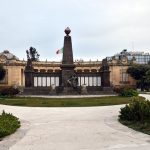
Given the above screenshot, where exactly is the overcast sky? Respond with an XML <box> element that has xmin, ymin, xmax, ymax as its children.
<box><xmin>0</xmin><ymin>0</ymin><xmax>150</xmax><ymax>61</ymax></box>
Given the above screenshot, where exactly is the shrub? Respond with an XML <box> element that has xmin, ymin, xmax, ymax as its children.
<box><xmin>0</xmin><ymin>87</ymin><xmax>20</xmax><ymax>96</ymax></box>
<box><xmin>119</xmin><ymin>87</ymin><xmax>138</xmax><ymax>97</ymax></box>
<box><xmin>119</xmin><ymin>97</ymin><xmax>150</xmax><ymax>122</ymax></box>
<box><xmin>0</xmin><ymin>110</ymin><xmax>20</xmax><ymax>138</ymax></box>
<box><xmin>113</xmin><ymin>87</ymin><xmax>121</xmax><ymax>94</ymax></box>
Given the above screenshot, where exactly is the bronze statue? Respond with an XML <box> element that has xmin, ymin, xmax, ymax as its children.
<box><xmin>67</xmin><ymin>73</ymin><xmax>78</xmax><ymax>88</ymax></box>
<box><xmin>26</xmin><ymin>47</ymin><xmax>40</xmax><ymax>61</ymax></box>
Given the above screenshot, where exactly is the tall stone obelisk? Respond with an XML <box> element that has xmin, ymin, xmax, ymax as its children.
<box><xmin>60</xmin><ymin>27</ymin><xmax>76</xmax><ymax>91</ymax></box>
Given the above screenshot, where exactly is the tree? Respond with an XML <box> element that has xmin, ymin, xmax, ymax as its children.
<box><xmin>127</xmin><ymin>65</ymin><xmax>150</xmax><ymax>91</ymax></box>
<box><xmin>145</xmin><ymin>70</ymin><xmax>150</xmax><ymax>91</ymax></box>
<box><xmin>0</xmin><ymin>64</ymin><xmax>6</xmax><ymax>81</ymax></box>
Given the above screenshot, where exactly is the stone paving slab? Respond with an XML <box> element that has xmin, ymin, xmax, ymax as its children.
<box><xmin>0</xmin><ymin>94</ymin><xmax>149</xmax><ymax>150</ymax></box>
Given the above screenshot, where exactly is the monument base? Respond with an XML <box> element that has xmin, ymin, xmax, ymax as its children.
<box><xmin>22</xmin><ymin>86</ymin><xmax>114</xmax><ymax>95</ymax></box>
<box><xmin>81</xmin><ymin>85</ymin><xmax>88</xmax><ymax>95</ymax></box>
<box><xmin>103</xmin><ymin>87</ymin><xmax>113</xmax><ymax>93</ymax></box>
<box><xmin>23</xmin><ymin>87</ymin><xmax>51</xmax><ymax>95</ymax></box>
<box><xmin>61</xmin><ymin>87</ymin><xmax>79</xmax><ymax>95</ymax></box>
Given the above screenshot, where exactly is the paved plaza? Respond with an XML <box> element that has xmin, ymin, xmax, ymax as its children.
<box><xmin>0</xmin><ymin>94</ymin><xmax>150</xmax><ymax>150</ymax></box>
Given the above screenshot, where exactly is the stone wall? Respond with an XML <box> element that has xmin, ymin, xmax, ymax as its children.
<box><xmin>0</xmin><ymin>60</ymin><xmax>136</xmax><ymax>88</ymax></box>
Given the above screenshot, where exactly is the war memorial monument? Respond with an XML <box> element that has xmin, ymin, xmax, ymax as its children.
<box><xmin>24</xmin><ymin>27</ymin><xmax>111</xmax><ymax>95</ymax></box>
<box><xmin>1</xmin><ymin>27</ymin><xmax>146</xmax><ymax>93</ymax></box>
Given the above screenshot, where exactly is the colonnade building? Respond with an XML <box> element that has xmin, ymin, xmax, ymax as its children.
<box><xmin>1</xmin><ymin>49</ymin><xmax>148</xmax><ymax>90</ymax></box>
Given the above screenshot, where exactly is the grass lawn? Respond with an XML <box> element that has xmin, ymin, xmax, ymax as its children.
<box><xmin>0</xmin><ymin>96</ymin><xmax>131</xmax><ymax>107</ymax></box>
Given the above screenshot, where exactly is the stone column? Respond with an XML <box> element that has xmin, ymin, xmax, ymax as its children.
<box><xmin>60</xmin><ymin>27</ymin><xmax>75</xmax><ymax>87</ymax></box>
<box><xmin>101</xmin><ymin>58</ymin><xmax>112</xmax><ymax>92</ymax></box>
<box><xmin>101</xmin><ymin>70</ymin><xmax>110</xmax><ymax>87</ymax></box>
<box><xmin>24</xmin><ymin>59</ymin><xmax>34</xmax><ymax>87</ymax></box>
<box><xmin>60</xmin><ymin>27</ymin><xmax>79</xmax><ymax>94</ymax></box>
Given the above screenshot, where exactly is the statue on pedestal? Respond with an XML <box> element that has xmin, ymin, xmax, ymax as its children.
<box><xmin>67</xmin><ymin>73</ymin><xmax>78</xmax><ymax>88</ymax></box>
<box><xmin>26</xmin><ymin>47</ymin><xmax>40</xmax><ymax>61</ymax></box>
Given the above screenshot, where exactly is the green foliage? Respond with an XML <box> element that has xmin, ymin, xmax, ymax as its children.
<box><xmin>0</xmin><ymin>87</ymin><xmax>20</xmax><ymax>96</ymax></box>
<box><xmin>145</xmin><ymin>70</ymin><xmax>150</xmax><ymax>91</ymax></box>
<box><xmin>127</xmin><ymin>64</ymin><xmax>150</xmax><ymax>80</ymax></box>
<box><xmin>127</xmin><ymin>64</ymin><xmax>150</xmax><ymax>91</ymax></box>
<box><xmin>113</xmin><ymin>87</ymin><xmax>122</xmax><ymax>94</ymax></box>
<box><xmin>0</xmin><ymin>65</ymin><xmax>6</xmax><ymax>81</ymax></box>
<box><xmin>0</xmin><ymin>110</ymin><xmax>20</xmax><ymax>138</ymax></box>
<box><xmin>119</xmin><ymin>97</ymin><xmax>150</xmax><ymax>122</ymax></box>
<box><xmin>119</xmin><ymin>87</ymin><xmax>139</xmax><ymax>97</ymax></box>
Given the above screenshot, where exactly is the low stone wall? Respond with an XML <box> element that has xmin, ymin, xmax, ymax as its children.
<box><xmin>23</xmin><ymin>86</ymin><xmax>113</xmax><ymax>95</ymax></box>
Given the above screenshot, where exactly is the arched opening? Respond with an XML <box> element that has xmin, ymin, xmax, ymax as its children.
<box><xmin>55</xmin><ymin>69</ymin><xmax>61</xmax><ymax>73</ymax></box>
<box><xmin>91</xmin><ymin>69</ymin><xmax>97</xmax><ymax>73</ymax></box>
<box><xmin>40</xmin><ymin>69</ymin><xmax>46</xmax><ymax>73</ymax></box>
<box><xmin>47</xmin><ymin>69</ymin><xmax>53</xmax><ymax>73</ymax></box>
<box><xmin>34</xmin><ymin>69</ymin><xmax>38</xmax><ymax>72</ymax></box>
<box><xmin>76</xmin><ymin>69</ymin><xmax>82</xmax><ymax>73</ymax></box>
<box><xmin>84</xmin><ymin>69</ymin><xmax>90</xmax><ymax>73</ymax></box>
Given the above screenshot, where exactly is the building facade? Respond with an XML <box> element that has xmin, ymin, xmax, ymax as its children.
<box><xmin>0</xmin><ymin>49</ymin><xmax>139</xmax><ymax>89</ymax></box>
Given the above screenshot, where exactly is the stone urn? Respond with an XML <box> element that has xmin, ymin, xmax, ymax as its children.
<box><xmin>81</xmin><ymin>84</ymin><xmax>88</xmax><ymax>95</ymax></box>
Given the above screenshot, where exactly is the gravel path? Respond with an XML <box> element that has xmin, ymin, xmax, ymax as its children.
<box><xmin>0</xmin><ymin>94</ymin><xmax>150</xmax><ymax>150</ymax></box>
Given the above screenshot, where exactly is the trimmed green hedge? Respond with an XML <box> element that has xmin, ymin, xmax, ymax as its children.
<box><xmin>119</xmin><ymin>97</ymin><xmax>150</xmax><ymax>122</ymax></box>
<box><xmin>119</xmin><ymin>87</ymin><xmax>139</xmax><ymax>97</ymax></box>
<box><xmin>0</xmin><ymin>111</ymin><xmax>20</xmax><ymax>138</ymax></box>
<box><xmin>0</xmin><ymin>86</ymin><xmax>20</xmax><ymax>96</ymax></box>
<box><xmin>119</xmin><ymin>96</ymin><xmax>150</xmax><ymax>134</ymax></box>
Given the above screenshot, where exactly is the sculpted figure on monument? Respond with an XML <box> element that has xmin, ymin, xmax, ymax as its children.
<box><xmin>26</xmin><ymin>47</ymin><xmax>40</xmax><ymax>61</ymax></box>
<box><xmin>102</xmin><ymin>58</ymin><xmax>109</xmax><ymax>71</ymax></box>
<box><xmin>26</xmin><ymin>50</ymin><xmax>30</xmax><ymax>60</ymax></box>
<box><xmin>67</xmin><ymin>73</ymin><xmax>78</xmax><ymax>88</ymax></box>
<box><xmin>103</xmin><ymin>64</ymin><xmax>109</xmax><ymax>71</ymax></box>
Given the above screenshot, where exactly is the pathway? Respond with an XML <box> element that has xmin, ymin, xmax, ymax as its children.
<box><xmin>0</xmin><ymin>94</ymin><xmax>150</xmax><ymax>150</ymax></box>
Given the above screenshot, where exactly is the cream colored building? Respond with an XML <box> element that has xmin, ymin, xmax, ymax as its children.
<box><xmin>0</xmin><ymin>50</ymin><xmax>136</xmax><ymax>88</ymax></box>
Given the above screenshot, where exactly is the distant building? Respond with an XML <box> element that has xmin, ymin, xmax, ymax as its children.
<box><xmin>111</xmin><ymin>49</ymin><xmax>150</xmax><ymax>64</ymax></box>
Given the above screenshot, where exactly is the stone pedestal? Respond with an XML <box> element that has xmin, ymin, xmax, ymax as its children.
<box><xmin>24</xmin><ymin>59</ymin><xmax>34</xmax><ymax>87</ymax></box>
<box><xmin>50</xmin><ymin>84</ymin><xmax>56</xmax><ymax>95</ymax></box>
<box><xmin>103</xmin><ymin>87</ymin><xmax>113</xmax><ymax>92</ymax></box>
<box><xmin>101</xmin><ymin>70</ymin><xmax>113</xmax><ymax>93</ymax></box>
<box><xmin>101</xmin><ymin>58</ymin><xmax>111</xmax><ymax>87</ymax></box>
<box><xmin>81</xmin><ymin>84</ymin><xmax>88</xmax><ymax>95</ymax></box>
<box><xmin>61</xmin><ymin>66</ymin><xmax>75</xmax><ymax>87</ymax></box>
<box><xmin>61</xmin><ymin>87</ymin><xmax>78</xmax><ymax>95</ymax></box>
<box><xmin>101</xmin><ymin>70</ymin><xmax>110</xmax><ymax>87</ymax></box>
